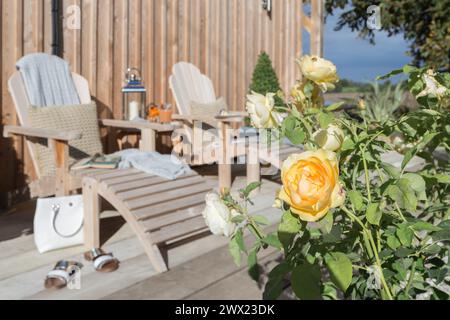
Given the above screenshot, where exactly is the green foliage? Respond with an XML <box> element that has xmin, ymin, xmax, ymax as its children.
<box><xmin>360</xmin><ymin>81</ymin><xmax>406</xmax><ymax>123</ymax></box>
<box><xmin>325</xmin><ymin>0</ymin><xmax>450</xmax><ymax>69</ymax></box>
<box><xmin>227</xmin><ymin>63</ymin><xmax>450</xmax><ymax>300</ymax></box>
<box><xmin>249</xmin><ymin>52</ymin><xmax>283</xmax><ymax>105</ymax></box>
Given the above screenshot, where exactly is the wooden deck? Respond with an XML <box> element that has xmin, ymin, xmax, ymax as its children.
<box><xmin>0</xmin><ymin>167</ymin><xmax>283</xmax><ymax>300</ymax></box>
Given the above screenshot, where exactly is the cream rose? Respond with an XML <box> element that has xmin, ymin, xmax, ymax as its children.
<box><xmin>279</xmin><ymin>149</ymin><xmax>345</xmax><ymax>222</ymax></box>
<box><xmin>313</xmin><ymin>124</ymin><xmax>345</xmax><ymax>152</ymax></box>
<box><xmin>246</xmin><ymin>91</ymin><xmax>283</xmax><ymax>129</ymax></box>
<box><xmin>417</xmin><ymin>69</ymin><xmax>448</xmax><ymax>99</ymax></box>
<box><xmin>202</xmin><ymin>192</ymin><xmax>238</xmax><ymax>237</ymax></box>
<box><xmin>297</xmin><ymin>55</ymin><xmax>339</xmax><ymax>92</ymax></box>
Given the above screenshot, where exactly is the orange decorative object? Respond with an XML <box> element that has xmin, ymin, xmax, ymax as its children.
<box><xmin>147</xmin><ymin>105</ymin><xmax>160</xmax><ymax>121</ymax></box>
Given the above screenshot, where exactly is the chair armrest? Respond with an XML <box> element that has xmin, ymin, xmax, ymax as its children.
<box><xmin>3</xmin><ymin>125</ymin><xmax>82</xmax><ymax>141</ymax></box>
<box><xmin>173</xmin><ymin>112</ymin><xmax>249</xmax><ymax>124</ymax></box>
<box><xmin>215</xmin><ymin>112</ymin><xmax>248</xmax><ymax>123</ymax></box>
<box><xmin>171</xmin><ymin>114</ymin><xmax>193</xmax><ymax>123</ymax></box>
<box><xmin>100</xmin><ymin>119</ymin><xmax>177</xmax><ymax>133</ymax></box>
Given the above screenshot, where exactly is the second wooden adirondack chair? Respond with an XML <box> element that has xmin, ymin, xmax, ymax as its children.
<box><xmin>169</xmin><ymin>62</ymin><xmax>261</xmax><ymax>189</ymax></box>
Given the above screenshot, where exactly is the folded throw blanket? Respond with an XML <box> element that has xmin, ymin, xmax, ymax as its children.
<box><xmin>114</xmin><ymin>149</ymin><xmax>192</xmax><ymax>180</ymax></box>
<box><xmin>16</xmin><ymin>53</ymin><xmax>80</xmax><ymax>107</ymax></box>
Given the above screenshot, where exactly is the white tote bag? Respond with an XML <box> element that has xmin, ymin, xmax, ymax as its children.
<box><xmin>34</xmin><ymin>195</ymin><xmax>84</xmax><ymax>253</ymax></box>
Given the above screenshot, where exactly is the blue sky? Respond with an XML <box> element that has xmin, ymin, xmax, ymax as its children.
<box><xmin>303</xmin><ymin>9</ymin><xmax>412</xmax><ymax>82</ymax></box>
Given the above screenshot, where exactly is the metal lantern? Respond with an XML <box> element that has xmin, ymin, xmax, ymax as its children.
<box><xmin>122</xmin><ymin>68</ymin><xmax>147</xmax><ymax>120</ymax></box>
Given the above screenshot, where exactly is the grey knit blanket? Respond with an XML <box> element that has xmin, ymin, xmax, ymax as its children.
<box><xmin>16</xmin><ymin>53</ymin><xmax>80</xmax><ymax>107</ymax></box>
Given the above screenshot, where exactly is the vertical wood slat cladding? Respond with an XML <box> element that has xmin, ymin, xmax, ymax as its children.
<box><xmin>0</xmin><ymin>0</ymin><xmax>303</xmax><ymax>205</ymax></box>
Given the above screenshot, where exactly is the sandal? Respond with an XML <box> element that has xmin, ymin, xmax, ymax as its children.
<box><xmin>44</xmin><ymin>260</ymin><xmax>83</xmax><ymax>289</ymax></box>
<box><xmin>84</xmin><ymin>248</ymin><xmax>120</xmax><ymax>273</ymax></box>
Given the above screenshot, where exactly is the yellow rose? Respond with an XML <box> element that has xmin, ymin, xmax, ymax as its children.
<box><xmin>297</xmin><ymin>55</ymin><xmax>339</xmax><ymax>92</ymax></box>
<box><xmin>279</xmin><ymin>149</ymin><xmax>345</xmax><ymax>222</ymax></box>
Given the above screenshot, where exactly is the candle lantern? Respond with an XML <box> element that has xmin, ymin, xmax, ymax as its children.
<box><xmin>122</xmin><ymin>67</ymin><xmax>147</xmax><ymax>120</ymax></box>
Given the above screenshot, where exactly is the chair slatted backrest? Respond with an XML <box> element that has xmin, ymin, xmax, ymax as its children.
<box><xmin>8</xmin><ymin>71</ymin><xmax>92</xmax><ymax>177</ymax></box>
<box><xmin>169</xmin><ymin>62</ymin><xmax>217</xmax><ymax>116</ymax></box>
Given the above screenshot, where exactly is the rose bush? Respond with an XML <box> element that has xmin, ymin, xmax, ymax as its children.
<box><xmin>206</xmin><ymin>57</ymin><xmax>449</xmax><ymax>300</ymax></box>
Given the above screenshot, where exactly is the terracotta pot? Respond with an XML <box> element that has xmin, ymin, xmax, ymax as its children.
<box><xmin>159</xmin><ymin>108</ymin><xmax>173</xmax><ymax>123</ymax></box>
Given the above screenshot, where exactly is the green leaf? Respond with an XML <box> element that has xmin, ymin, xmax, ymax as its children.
<box><xmin>397</xmin><ymin>178</ymin><xmax>418</xmax><ymax>211</ymax></box>
<box><xmin>387</xmin><ymin>235</ymin><xmax>401</xmax><ymax>250</ymax></box>
<box><xmin>318</xmin><ymin>211</ymin><xmax>334</xmax><ymax>234</ymax></box>
<box><xmin>252</xmin><ymin>215</ymin><xmax>270</xmax><ymax>226</ymax></box>
<box><xmin>325</xmin><ymin>252</ymin><xmax>353</xmax><ymax>293</ymax></box>
<box><xmin>381</xmin><ymin>163</ymin><xmax>400</xmax><ymax>179</ymax></box>
<box><xmin>263</xmin><ymin>263</ymin><xmax>292</xmax><ymax>300</ymax></box>
<box><xmin>318</xmin><ymin>112</ymin><xmax>334</xmax><ymax>129</ymax></box>
<box><xmin>401</xmin><ymin>132</ymin><xmax>438</xmax><ymax>170</ymax></box>
<box><xmin>396</xmin><ymin>224</ymin><xmax>414</xmax><ymax>247</ymax></box>
<box><xmin>341</xmin><ymin>137</ymin><xmax>355</xmax><ymax>151</ymax></box>
<box><xmin>438</xmin><ymin>220</ymin><xmax>450</xmax><ymax>229</ymax></box>
<box><xmin>247</xmin><ymin>247</ymin><xmax>259</xmax><ymax>281</ymax></box>
<box><xmin>261</xmin><ymin>233</ymin><xmax>283</xmax><ymax>250</ymax></box>
<box><xmin>278</xmin><ymin>211</ymin><xmax>301</xmax><ymax>251</ymax></box>
<box><xmin>229</xmin><ymin>236</ymin><xmax>241</xmax><ymax>266</ymax></box>
<box><xmin>395</xmin><ymin>247</ymin><xmax>414</xmax><ymax>258</ymax></box>
<box><xmin>431</xmin><ymin>230</ymin><xmax>450</xmax><ymax>242</ymax></box>
<box><xmin>366</xmin><ymin>203</ymin><xmax>382</xmax><ymax>226</ymax></box>
<box><xmin>326</xmin><ymin>102</ymin><xmax>344</xmax><ymax>112</ymax></box>
<box><xmin>348</xmin><ymin>190</ymin><xmax>364</xmax><ymax>211</ymax></box>
<box><xmin>231</xmin><ymin>215</ymin><xmax>246</xmax><ymax>224</ymax></box>
<box><xmin>403</xmin><ymin>65</ymin><xmax>418</xmax><ymax>74</ymax></box>
<box><xmin>291</xmin><ymin>263</ymin><xmax>322</xmax><ymax>300</ymax></box>
<box><xmin>411</xmin><ymin>221</ymin><xmax>442</xmax><ymax>232</ymax></box>
<box><xmin>241</xmin><ymin>182</ymin><xmax>262</xmax><ymax>198</ymax></box>
<box><xmin>422</xmin><ymin>244</ymin><xmax>442</xmax><ymax>255</ymax></box>
<box><xmin>376</xmin><ymin>68</ymin><xmax>403</xmax><ymax>80</ymax></box>
<box><xmin>386</xmin><ymin>185</ymin><xmax>404</xmax><ymax>208</ymax></box>
<box><xmin>403</xmin><ymin>173</ymin><xmax>427</xmax><ymax>201</ymax></box>
<box><xmin>263</xmin><ymin>278</ymin><xmax>284</xmax><ymax>300</ymax></box>
<box><xmin>286</xmin><ymin>128</ymin><xmax>306</xmax><ymax>145</ymax></box>
<box><xmin>235</xmin><ymin>229</ymin><xmax>246</xmax><ymax>253</ymax></box>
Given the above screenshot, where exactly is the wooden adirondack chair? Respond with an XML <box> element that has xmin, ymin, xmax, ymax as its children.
<box><xmin>3</xmin><ymin>60</ymin><xmax>217</xmax><ymax>273</ymax></box>
<box><xmin>4</xmin><ymin>71</ymin><xmax>177</xmax><ymax>198</ymax></box>
<box><xmin>169</xmin><ymin>62</ymin><xmax>261</xmax><ymax>188</ymax></box>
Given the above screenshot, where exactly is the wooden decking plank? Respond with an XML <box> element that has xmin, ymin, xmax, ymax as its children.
<box><xmin>100</xmin><ymin>172</ymin><xmax>153</xmax><ymax>186</ymax></box>
<box><xmin>87</xmin><ymin>168</ymin><xmax>141</xmax><ymax>180</ymax></box>
<box><xmin>124</xmin><ymin>180</ymin><xmax>214</xmax><ymax>211</ymax></box>
<box><xmin>150</xmin><ymin>216</ymin><xmax>208</xmax><ymax>244</ymax></box>
<box><xmin>71</xmin><ymin>168</ymin><xmax>113</xmax><ymax>177</ymax></box>
<box><xmin>110</xmin><ymin>171</ymin><xmax>197</xmax><ymax>193</ymax></box>
<box><xmin>0</xmin><ymin>211</ymin><xmax>135</xmax><ymax>281</ymax></box>
<box><xmin>132</xmin><ymin>192</ymin><xmax>208</xmax><ymax>221</ymax></box>
<box><xmin>140</xmin><ymin>203</ymin><xmax>205</xmax><ymax>232</ymax></box>
<box><xmin>0</xmin><ymin>236</ymin><xmax>146</xmax><ymax>300</ymax></box>
<box><xmin>117</xmin><ymin>175</ymin><xmax>204</xmax><ymax>201</ymax></box>
<box><xmin>105</xmin><ymin>225</ymin><xmax>278</xmax><ymax>300</ymax></box>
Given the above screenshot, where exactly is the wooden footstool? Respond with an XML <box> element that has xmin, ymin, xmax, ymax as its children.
<box><xmin>82</xmin><ymin>169</ymin><xmax>215</xmax><ymax>273</ymax></box>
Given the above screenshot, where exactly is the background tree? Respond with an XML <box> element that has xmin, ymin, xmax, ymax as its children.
<box><xmin>249</xmin><ymin>52</ymin><xmax>283</xmax><ymax>105</ymax></box>
<box><xmin>324</xmin><ymin>0</ymin><xmax>450</xmax><ymax>70</ymax></box>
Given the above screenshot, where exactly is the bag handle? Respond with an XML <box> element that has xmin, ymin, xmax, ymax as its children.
<box><xmin>51</xmin><ymin>204</ymin><xmax>84</xmax><ymax>238</ymax></box>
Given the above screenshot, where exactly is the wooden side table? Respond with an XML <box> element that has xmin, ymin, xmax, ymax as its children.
<box><xmin>100</xmin><ymin>119</ymin><xmax>179</xmax><ymax>152</ymax></box>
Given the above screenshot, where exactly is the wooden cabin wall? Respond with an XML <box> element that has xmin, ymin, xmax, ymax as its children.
<box><xmin>0</xmin><ymin>0</ymin><xmax>303</xmax><ymax>207</ymax></box>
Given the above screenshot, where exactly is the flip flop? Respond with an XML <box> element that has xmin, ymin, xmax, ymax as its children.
<box><xmin>84</xmin><ymin>248</ymin><xmax>120</xmax><ymax>273</ymax></box>
<box><xmin>44</xmin><ymin>260</ymin><xmax>83</xmax><ymax>289</ymax></box>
